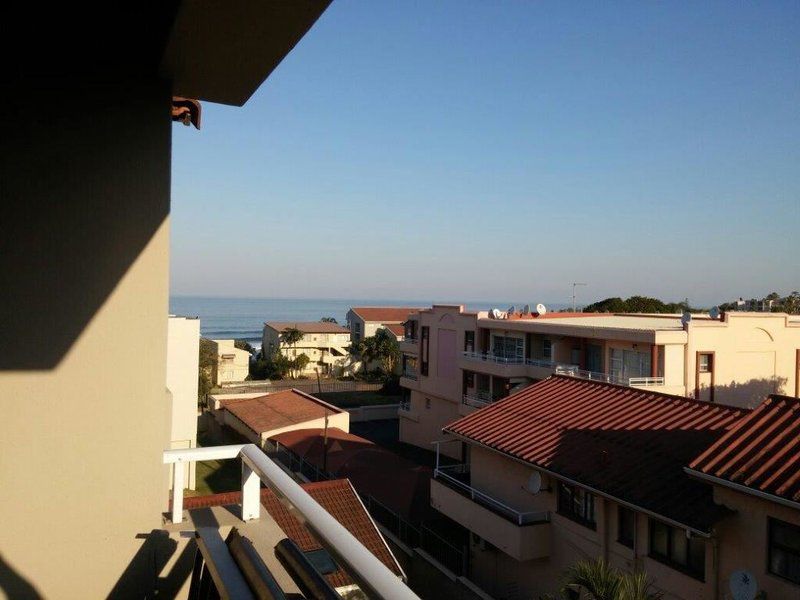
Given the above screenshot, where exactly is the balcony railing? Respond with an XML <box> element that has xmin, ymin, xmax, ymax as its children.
<box><xmin>462</xmin><ymin>391</ymin><xmax>494</xmax><ymax>408</ymax></box>
<box><xmin>434</xmin><ymin>464</ymin><xmax>549</xmax><ymax>526</ymax></box>
<box><xmin>402</xmin><ymin>336</ymin><xmax>418</xmax><ymax>344</ymax></box>
<box><xmin>163</xmin><ymin>444</ymin><xmax>419</xmax><ymax>600</ymax></box>
<box><xmin>461</xmin><ymin>351</ymin><xmax>526</xmax><ymax>365</ymax></box>
<box><xmin>628</xmin><ymin>376</ymin><xmax>666</xmax><ymax>386</ymax></box>
<box><xmin>401</xmin><ymin>369</ymin><xmax>418</xmax><ymax>380</ymax></box>
<box><xmin>399</xmin><ymin>398</ymin><xmax>411</xmax><ymax>411</ymax></box>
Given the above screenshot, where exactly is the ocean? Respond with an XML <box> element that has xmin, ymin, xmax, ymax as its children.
<box><xmin>169</xmin><ymin>296</ymin><xmax>571</xmax><ymax>350</ymax></box>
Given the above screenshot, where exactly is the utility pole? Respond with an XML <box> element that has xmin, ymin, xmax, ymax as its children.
<box><xmin>572</xmin><ymin>283</ymin><xmax>587</xmax><ymax>312</ymax></box>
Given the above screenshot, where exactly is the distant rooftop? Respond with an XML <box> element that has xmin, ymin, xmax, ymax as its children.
<box><xmin>264</xmin><ymin>321</ymin><xmax>350</xmax><ymax>334</ymax></box>
<box><xmin>445</xmin><ymin>375</ymin><xmax>746</xmax><ymax>533</ymax></box>
<box><xmin>349</xmin><ymin>307</ymin><xmax>423</xmax><ymax>323</ymax></box>
<box><xmin>383</xmin><ymin>323</ymin><xmax>405</xmax><ymax>337</ymax></box>
<box><xmin>220</xmin><ymin>389</ymin><xmax>341</xmax><ymax>434</ymax></box>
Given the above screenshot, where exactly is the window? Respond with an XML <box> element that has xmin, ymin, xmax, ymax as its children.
<box><xmin>769</xmin><ymin>518</ymin><xmax>800</xmax><ymax>584</ymax></box>
<box><xmin>492</xmin><ymin>335</ymin><xmax>523</xmax><ymax>361</ymax></box>
<box><xmin>420</xmin><ymin>326</ymin><xmax>430</xmax><ymax>375</ymax></box>
<box><xmin>542</xmin><ymin>339</ymin><xmax>552</xmax><ymax>360</ymax></box>
<box><xmin>610</xmin><ymin>348</ymin><xmax>652</xmax><ymax>382</ymax></box>
<box><xmin>425</xmin><ymin>397</ymin><xmax>431</xmax><ymax>409</ymax></box>
<box><xmin>699</xmin><ymin>353</ymin><xmax>713</xmax><ymax>373</ymax></box>
<box><xmin>648</xmin><ymin>519</ymin><xmax>705</xmax><ymax>580</ymax></box>
<box><xmin>557</xmin><ymin>482</ymin><xmax>595</xmax><ymax>529</ymax></box>
<box><xmin>464</xmin><ymin>330</ymin><xmax>475</xmax><ymax>352</ymax></box>
<box><xmin>462</xmin><ymin>371</ymin><xmax>475</xmax><ymax>393</ymax></box>
<box><xmin>618</xmin><ymin>506</ymin><xmax>635</xmax><ymax>548</ymax></box>
<box><xmin>304</xmin><ymin>549</ymin><xmax>338</xmax><ymax>575</ymax></box>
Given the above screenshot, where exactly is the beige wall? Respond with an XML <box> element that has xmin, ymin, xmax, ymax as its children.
<box><xmin>167</xmin><ymin>317</ymin><xmax>200</xmax><ymax>489</ymax></box>
<box><xmin>262</xmin><ymin>327</ymin><xmax>351</xmax><ymax>375</ymax></box>
<box><xmin>211</xmin><ymin>339</ymin><xmax>250</xmax><ymax>384</ymax></box>
<box><xmin>0</xmin><ymin>77</ymin><xmax>172</xmax><ymax>598</ymax></box>
<box><xmin>400</xmin><ymin>391</ymin><xmax>462</xmax><ymax>459</ymax></box>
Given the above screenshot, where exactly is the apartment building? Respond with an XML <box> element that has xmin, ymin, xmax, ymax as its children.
<box><xmin>0</xmin><ymin>4</ymin><xmax>417</xmax><ymax>598</ymax></box>
<box><xmin>262</xmin><ymin>321</ymin><xmax>351</xmax><ymax>376</ymax></box>
<box><xmin>432</xmin><ymin>376</ymin><xmax>800</xmax><ymax>600</ymax></box>
<box><xmin>346</xmin><ymin>306</ymin><xmax>422</xmax><ymax>343</ymax></box>
<box><xmin>167</xmin><ymin>316</ymin><xmax>201</xmax><ymax>490</ymax></box>
<box><xmin>399</xmin><ymin>305</ymin><xmax>800</xmax><ymax>456</ymax></box>
<box><xmin>210</xmin><ymin>339</ymin><xmax>251</xmax><ymax>384</ymax></box>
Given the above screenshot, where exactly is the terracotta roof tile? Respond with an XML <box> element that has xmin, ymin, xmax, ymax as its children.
<box><xmin>688</xmin><ymin>394</ymin><xmax>800</xmax><ymax>506</ymax></box>
<box><xmin>183</xmin><ymin>479</ymin><xmax>403</xmax><ymax>588</ymax></box>
<box><xmin>383</xmin><ymin>323</ymin><xmax>405</xmax><ymax>336</ymax></box>
<box><xmin>221</xmin><ymin>389</ymin><xmax>341</xmax><ymax>434</ymax></box>
<box><xmin>444</xmin><ymin>375</ymin><xmax>746</xmax><ymax>532</ymax></box>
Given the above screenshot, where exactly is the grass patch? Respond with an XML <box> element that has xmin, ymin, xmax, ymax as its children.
<box><xmin>316</xmin><ymin>391</ymin><xmax>403</xmax><ymax>408</ymax></box>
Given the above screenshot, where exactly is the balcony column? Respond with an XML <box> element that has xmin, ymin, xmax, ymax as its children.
<box><xmin>651</xmin><ymin>344</ymin><xmax>659</xmax><ymax>378</ymax></box>
<box><xmin>171</xmin><ymin>461</ymin><xmax>184</xmax><ymax>524</ymax></box>
<box><xmin>242</xmin><ymin>462</ymin><xmax>261</xmax><ymax>521</ymax></box>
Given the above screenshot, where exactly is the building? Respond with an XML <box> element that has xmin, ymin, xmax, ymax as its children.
<box><xmin>346</xmin><ymin>306</ymin><xmax>422</xmax><ymax>343</ymax></box>
<box><xmin>208</xmin><ymin>388</ymin><xmax>349</xmax><ymax>448</ymax></box>
<box><xmin>181</xmin><ymin>478</ymin><xmax>406</xmax><ymax>597</ymax></box>
<box><xmin>0</xmin><ymin>4</ymin><xmax>416</xmax><ymax>598</ymax></box>
<box><xmin>262</xmin><ymin>321</ymin><xmax>351</xmax><ymax>376</ymax></box>
<box><xmin>210</xmin><ymin>339</ymin><xmax>251</xmax><ymax>384</ymax></box>
<box><xmin>399</xmin><ymin>304</ymin><xmax>800</xmax><ymax>457</ymax></box>
<box><xmin>432</xmin><ymin>375</ymin><xmax>800</xmax><ymax>600</ymax></box>
<box><xmin>167</xmin><ymin>315</ymin><xmax>201</xmax><ymax>489</ymax></box>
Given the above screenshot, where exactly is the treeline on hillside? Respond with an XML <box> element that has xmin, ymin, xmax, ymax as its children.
<box><xmin>719</xmin><ymin>291</ymin><xmax>800</xmax><ymax>315</ymax></box>
<box><xmin>582</xmin><ymin>296</ymin><xmax>689</xmax><ymax>314</ymax></box>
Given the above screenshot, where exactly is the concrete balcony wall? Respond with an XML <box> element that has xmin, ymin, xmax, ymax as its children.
<box><xmin>430</xmin><ymin>479</ymin><xmax>551</xmax><ymax>561</ymax></box>
<box><xmin>399</xmin><ymin>339</ymin><xmax>418</xmax><ymax>354</ymax></box>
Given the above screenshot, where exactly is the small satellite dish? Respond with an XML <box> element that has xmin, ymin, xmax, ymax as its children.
<box><xmin>536</xmin><ymin>303</ymin><xmax>547</xmax><ymax>315</ymax></box>
<box><xmin>507</xmin><ymin>306</ymin><xmax>516</xmax><ymax>315</ymax></box>
<box><xmin>522</xmin><ymin>304</ymin><xmax>531</xmax><ymax>314</ymax></box>
<box><xmin>681</xmin><ymin>311</ymin><xmax>693</xmax><ymax>327</ymax></box>
<box><xmin>491</xmin><ymin>308</ymin><xmax>502</xmax><ymax>319</ymax></box>
<box><xmin>729</xmin><ymin>570</ymin><xmax>758</xmax><ymax>600</ymax></box>
<box><xmin>526</xmin><ymin>471</ymin><xmax>542</xmax><ymax>494</ymax></box>
<box><xmin>709</xmin><ymin>306</ymin><xmax>720</xmax><ymax>319</ymax></box>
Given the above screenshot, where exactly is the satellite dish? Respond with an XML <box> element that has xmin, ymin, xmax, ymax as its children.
<box><xmin>681</xmin><ymin>311</ymin><xmax>693</xmax><ymax>327</ymax></box>
<box><xmin>729</xmin><ymin>570</ymin><xmax>758</xmax><ymax>600</ymax></box>
<box><xmin>491</xmin><ymin>308</ymin><xmax>502</xmax><ymax>319</ymax></box>
<box><xmin>522</xmin><ymin>304</ymin><xmax>531</xmax><ymax>315</ymax></box>
<box><xmin>526</xmin><ymin>471</ymin><xmax>542</xmax><ymax>494</ymax></box>
<box><xmin>709</xmin><ymin>306</ymin><xmax>720</xmax><ymax>319</ymax></box>
<box><xmin>536</xmin><ymin>303</ymin><xmax>547</xmax><ymax>315</ymax></box>
<box><xmin>507</xmin><ymin>305</ymin><xmax>516</xmax><ymax>315</ymax></box>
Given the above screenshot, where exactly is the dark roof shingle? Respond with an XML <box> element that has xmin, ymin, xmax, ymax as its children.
<box><xmin>688</xmin><ymin>394</ymin><xmax>800</xmax><ymax>506</ymax></box>
<box><xmin>444</xmin><ymin>375</ymin><xmax>746</xmax><ymax>532</ymax></box>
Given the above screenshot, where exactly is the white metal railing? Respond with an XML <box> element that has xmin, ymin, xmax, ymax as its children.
<box><xmin>402</xmin><ymin>369</ymin><xmax>418</xmax><ymax>380</ymax></box>
<box><xmin>462</xmin><ymin>391</ymin><xmax>494</xmax><ymax>408</ymax></box>
<box><xmin>402</xmin><ymin>337</ymin><xmax>418</xmax><ymax>344</ymax></box>
<box><xmin>628</xmin><ymin>376</ymin><xmax>666</xmax><ymax>387</ymax></box>
<box><xmin>461</xmin><ymin>351</ymin><xmax>526</xmax><ymax>365</ymax></box>
<box><xmin>555</xmin><ymin>365</ymin><xmax>623</xmax><ymax>384</ymax></box>
<box><xmin>434</xmin><ymin>464</ymin><xmax>549</xmax><ymax>526</ymax></box>
<box><xmin>163</xmin><ymin>444</ymin><xmax>419</xmax><ymax>600</ymax></box>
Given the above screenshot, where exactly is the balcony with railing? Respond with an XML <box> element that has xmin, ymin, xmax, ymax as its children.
<box><xmin>164</xmin><ymin>444</ymin><xmax>418</xmax><ymax>600</ymax></box>
<box><xmin>462</xmin><ymin>391</ymin><xmax>494</xmax><ymax>409</ymax></box>
<box><xmin>398</xmin><ymin>336</ymin><xmax>418</xmax><ymax>354</ymax></box>
<box><xmin>430</xmin><ymin>461</ymin><xmax>551</xmax><ymax>561</ymax></box>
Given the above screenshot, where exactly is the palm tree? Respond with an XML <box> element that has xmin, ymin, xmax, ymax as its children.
<box><xmin>280</xmin><ymin>326</ymin><xmax>304</xmax><ymax>378</ymax></box>
<box><xmin>560</xmin><ymin>559</ymin><xmax>662</xmax><ymax>600</ymax></box>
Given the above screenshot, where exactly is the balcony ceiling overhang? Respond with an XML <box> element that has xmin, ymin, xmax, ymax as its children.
<box><xmin>161</xmin><ymin>0</ymin><xmax>332</xmax><ymax>106</ymax></box>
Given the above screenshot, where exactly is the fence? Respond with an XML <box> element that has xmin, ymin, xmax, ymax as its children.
<box><xmin>269</xmin><ymin>442</ymin><xmax>468</xmax><ymax>576</ymax></box>
<box><xmin>347</xmin><ymin>404</ymin><xmax>401</xmax><ymax>422</ymax></box>
<box><xmin>214</xmin><ymin>380</ymin><xmax>383</xmax><ymax>395</ymax></box>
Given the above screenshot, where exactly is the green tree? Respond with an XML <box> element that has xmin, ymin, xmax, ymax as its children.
<box><xmin>234</xmin><ymin>339</ymin><xmax>254</xmax><ymax>353</ymax></box>
<box><xmin>320</xmin><ymin>316</ymin><xmax>338</xmax><ymax>323</ymax></box>
<box><xmin>198</xmin><ymin>337</ymin><xmax>216</xmax><ymax>404</ymax></box>
<box><xmin>560</xmin><ymin>559</ymin><xmax>662</xmax><ymax>600</ymax></box>
<box><xmin>357</xmin><ymin>328</ymin><xmax>400</xmax><ymax>378</ymax></box>
<box><xmin>292</xmin><ymin>353</ymin><xmax>311</xmax><ymax>378</ymax></box>
<box><xmin>782</xmin><ymin>291</ymin><xmax>800</xmax><ymax>314</ymax></box>
<box><xmin>280</xmin><ymin>326</ymin><xmax>304</xmax><ymax>359</ymax></box>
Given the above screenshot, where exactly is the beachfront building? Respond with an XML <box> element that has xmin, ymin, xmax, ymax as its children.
<box><xmin>167</xmin><ymin>316</ymin><xmax>200</xmax><ymax>490</ymax></box>
<box><xmin>210</xmin><ymin>339</ymin><xmax>250</xmax><ymax>385</ymax></box>
<box><xmin>346</xmin><ymin>306</ymin><xmax>422</xmax><ymax>343</ymax></box>
<box><xmin>0</xmin><ymin>4</ymin><xmax>417</xmax><ymax>599</ymax></box>
<box><xmin>262</xmin><ymin>321</ymin><xmax>351</xmax><ymax>376</ymax></box>
<box><xmin>432</xmin><ymin>376</ymin><xmax>800</xmax><ymax>600</ymax></box>
<box><xmin>208</xmin><ymin>388</ymin><xmax>349</xmax><ymax>448</ymax></box>
<box><xmin>399</xmin><ymin>305</ymin><xmax>800</xmax><ymax>457</ymax></box>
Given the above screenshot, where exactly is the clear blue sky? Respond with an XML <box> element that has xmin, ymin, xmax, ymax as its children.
<box><xmin>171</xmin><ymin>1</ymin><xmax>799</xmax><ymax>307</ymax></box>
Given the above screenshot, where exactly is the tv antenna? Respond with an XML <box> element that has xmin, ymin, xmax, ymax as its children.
<box><xmin>571</xmin><ymin>283</ymin><xmax>587</xmax><ymax>311</ymax></box>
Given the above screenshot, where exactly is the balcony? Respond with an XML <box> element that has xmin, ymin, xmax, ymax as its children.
<box><xmin>430</xmin><ymin>464</ymin><xmax>550</xmax><ymax>561</ymax></box>
<box><xmin>462</xmin><ymin>391</ymin><xmax>494</xmax><ymax>409</ymax></box>
<box><xmin>399</xmin><ymin>337</ymin><xmax>418</xmax><ymax>354</ymax></box>
<box><xmin>458</xmin><ymin>351</ymin><xmax>530</xmax><ymax>378</ymax></box>
<box><xmin>400</xmin><ymin>368</ymin><xmax>419</xmax><ymax>390</ymax></box>
<box><xmin>164</xmin><ymin>444</ymin><xmax>417</xmax><ymax>600</ymax></box>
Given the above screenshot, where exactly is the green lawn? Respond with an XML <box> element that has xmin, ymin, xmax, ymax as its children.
<box><xmin>316</xmin><ymin>391</ymin><xmax>403</xmax><ymax>408</ymax></box>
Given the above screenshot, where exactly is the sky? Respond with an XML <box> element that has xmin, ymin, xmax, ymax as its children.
<box><xmin>171</xmin><ymin>1</ymin><xmax>800</xmax><ymax>307</ymax></box>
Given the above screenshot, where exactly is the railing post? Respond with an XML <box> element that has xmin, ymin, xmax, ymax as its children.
<box><xmin>241</xmin><ymin>462</ymin><xmax>260</xmax><ymax>521</ymax></box>
<box><xmin>171</xmin><ymin>461</ymin><xmax>184</xmax><ymax>524</ymax></box>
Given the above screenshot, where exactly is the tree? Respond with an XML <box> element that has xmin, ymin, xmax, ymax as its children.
<box><xmin>320</xmin><ymin>316</ymin><xmax>338</xmax><ymax>323</ymax></box>
<box><xmin>782</xmin><ymin>291</ymin><xmax>800</xmax><ymax>315</ymax></box>
<box><xmin>292</xmin><ymin>353</ymin><xmax>310</xmax><ymax>378</ymax></box>
<box><xmin>357</xmin><ymin>328</ymin><xmax>400</xmax><ymax>378</ymax></box>
<box><xmin>584</xmin><ymin>296</ymin><xmax>688</xmax><ymax>314</ymax></box>
<box><xmin>280</xmin><ymin>326</ymin><xmax>304</xmax><ymax>359</ymax></box>
<box><xmin>234</xmin><ymin>339</ymin><xmax>254</xmax><ymax>353</ymax></box>
<box><xmin>198</xmin><ymin>337</ymin><xmax>216</xmax><ymax>404</ymax></box>
<box><xmin>560</xmin><ymin>559</ymin><xmax>662</xmax><ymax>600</ymax></box>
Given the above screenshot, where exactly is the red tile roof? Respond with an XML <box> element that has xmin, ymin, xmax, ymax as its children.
<box><xmin>383</xmin><ymin>323</ymin><xmax>405</xmax><ymax>337</ymax></box>
<box><xmin>270</xmin><ymin>428</ymin><xmax>433</xmax><ymax>522</ymax></box>
<box><xmin>688</xmin><ymin>394</ymin><xmax>800</xmax><ymax>507</ymax></box>
<box><xmin>444</xmin><ymin>375</ymin><xmax>746</xmax><ymax>532</ymax></box>
<box><xmin>264</xmin><ymin>321</ymin><xmax>350</xmax><ymax>334</ymax></box>
<box><xmin>221</xmin><ymin>389</ymin><xmax>341</xmax><ymax>435</ymax></box>
<box><xmin>349</xmin><ymin>307</ymin><xmax>421</xmax><ymax>323</ymax></box>
<box><xmin>183</xmin><ymin>479</ymin><xmax>403</xmax><ymax>588</ymax></box>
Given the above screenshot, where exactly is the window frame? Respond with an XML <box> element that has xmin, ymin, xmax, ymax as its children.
<box><xmin>556</xmin><ymin>482</ymin><xmax>596</xmax><ymax>530</ymax></box>
<box><xmin>617</xmin><ymin>506</ymin><xmax>635</xmax><ymax>548</ymax></box>
<box><xmin>698</xmin><ymin>353</ymin><xmax>713</xmax><ymax>373</ymax></box>
<box><xmin>648</xmin><ymin>519</ymin><xmax>705</xmax><ymax>581</ymax></box>
<box><xmin>420</xmin><ymin>326</ymin><xmax>430</xmax><ymax>376</ymax></box>
<box><xmin>768</xmin><ymin>517</ymin><xmax>800</xmax><ymax>585</ymax></box>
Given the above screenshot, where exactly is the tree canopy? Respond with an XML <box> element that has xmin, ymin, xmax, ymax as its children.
<box><xmin>583</xmin><ymin>296</ymin><xmax>688</xmax><ymax>314</ymax></box>
<box><xmin>234</xmin><ymin>339</ymin><xmax>254</xmax><ymax>353</ymax></box>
